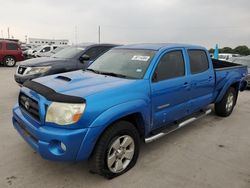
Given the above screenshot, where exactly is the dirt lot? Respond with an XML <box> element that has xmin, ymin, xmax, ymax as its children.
<box><xmin>0</xmin><ymin>66</ymin><xmax>250</xmax><ymax>188</ymax></box>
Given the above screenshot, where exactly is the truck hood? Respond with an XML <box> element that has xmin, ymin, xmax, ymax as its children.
<box><xmin>19</xmin><ymin>57</ymin><xmax>67</xmax><ymax>67</ymax></box>
<box><xmin>33</xmin><ymin>70</ymin><xmax>136</xmax><ymax>98</ymax></box>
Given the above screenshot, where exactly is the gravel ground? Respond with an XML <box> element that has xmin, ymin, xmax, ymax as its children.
<box><xmin>0</xmin><ymin>66</ymin><xmax>250</xmax><ymax>188</ymax></box>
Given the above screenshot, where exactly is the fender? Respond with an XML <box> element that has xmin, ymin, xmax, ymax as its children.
<box><xmin>76</xmin><ymin>99</ymin><xmax>151</xmax><ymax>160</ymax></box>
<box><xmin>215</xmin><ymin>78</ymin><xmax>239</xmax><ymax>103</ymax></box>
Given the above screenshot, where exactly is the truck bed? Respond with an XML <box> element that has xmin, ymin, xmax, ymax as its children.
<box><xmin>212</xmin><ymin>58</ymin><xmax>248</xmax><ymax>102</ymax></box>
<box><xmin>212</xmin><ymin>59</ymin><xmax>243</xmax><ymax>70</ymax></box>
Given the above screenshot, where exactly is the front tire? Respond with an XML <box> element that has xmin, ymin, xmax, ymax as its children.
<box><xmin>89</xmin><ymin>121</ymin><xmax>140</xmax><ymax>179</ymax></box>
<box><xmin>215</xmin><ymin>87</ymin><xmax>237</xmax><ymax>117</ymax></box>
<box><xmin>4</xmin><ymin>56</ymin><xmax>16</xmax><ymax>67</ymax></box>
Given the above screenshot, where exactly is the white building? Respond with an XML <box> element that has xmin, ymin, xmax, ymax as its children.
<box><xmin>28</xmin><ymin>38</ymin><xmax>69</xmax><ymax>46</ymax></box>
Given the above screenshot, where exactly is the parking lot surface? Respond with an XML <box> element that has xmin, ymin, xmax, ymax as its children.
<box><xmin>0</xmin><ymin>66</ymin><xmax>250</xmax><ymax>188</ymax></box>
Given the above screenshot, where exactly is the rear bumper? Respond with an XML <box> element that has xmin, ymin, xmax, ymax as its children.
<box><xmin>12</xmin><ymin>106</ymin><xmax>88</xmax><ymax>161</ymax></box>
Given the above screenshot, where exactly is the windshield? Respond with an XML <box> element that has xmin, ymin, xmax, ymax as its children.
<box><xmin>88</xmin><ymin>49</ymin><xmax>156</xmax><ymax>79</ymax></box>
<box><xmin>52</xmin><ymin>46</ymin><xmax>85</xmax><ymax>59</ymax></box>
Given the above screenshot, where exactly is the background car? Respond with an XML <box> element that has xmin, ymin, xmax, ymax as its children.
<box><xmin>15</xmin><ymin>43</ymin><xmax>119</xmax><ymax>85</ymax></box>
<box><xmin>38</xmin><ymin>46</ymin><xmax>67</xmax><ymax>57</ymax></box>
<box><xmin>0</xmin><ymin>40</ymin><xmax>24</xmax><ymax>67</ymax></box>
<box><xmin>218</xmin><ymin>53</ymin><xmax>241</xmax><ymax>61</ymax></box>
<box><xmin>33</xmin><ymin>45</ymin><xmax>59</xmax><ymax>57</ymax></box>
<box><xmin>230</xmin><ymin>55</ymin><xmax>250</xmax><ymax>88</ymax></box>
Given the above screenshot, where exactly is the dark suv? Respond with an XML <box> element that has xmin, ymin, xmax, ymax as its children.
<box><xmin>0</xmin><ymin>40</ymin><xmax>24</xmax><ymax>67</ymax></box>
<box><xmin>15</xmin><ymin>43</ymin><xmax>118</xmax><ymax>85</ymax></box>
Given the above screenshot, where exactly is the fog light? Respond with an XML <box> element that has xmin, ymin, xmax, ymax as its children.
<box><xmin>60</xmin><ymin>142</ymin><xmax>67</xmax><ymax>152</ymax></box>
<box><xmin>49</xmin><ymin>140</ymin><xmax>67</xmax><ymax>155</ymax></box>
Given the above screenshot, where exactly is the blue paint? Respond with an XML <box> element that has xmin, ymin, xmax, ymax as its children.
<box><xmin>12</xmin><ymin>43</ymin><xmax>248</xmax><ymax>161</ymax></box>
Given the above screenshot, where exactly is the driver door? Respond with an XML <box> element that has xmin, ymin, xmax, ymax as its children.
<box><xmin>151</xmin><ymin>49</ymin><xmax>190</xmax><ymax>130</ymax></box>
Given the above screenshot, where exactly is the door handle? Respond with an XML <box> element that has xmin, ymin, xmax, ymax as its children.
<box><xmin>183</xmin><ymin>82</ymin><xmax>191</xmax><ymax>90</ymax></box>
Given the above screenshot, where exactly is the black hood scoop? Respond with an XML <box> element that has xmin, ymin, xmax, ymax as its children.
<box><xmin>55</xmin><ymin>75</ymin><xmax>72</xmax><ymax>82</ymax></box>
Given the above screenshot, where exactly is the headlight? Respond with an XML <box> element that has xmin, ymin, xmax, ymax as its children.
<box><xmin>46</xmin><ymin>102</ymin><xmax>85</xmax><ymax>125</ymax></box>
<box><xmin>25</xmin><ymin>66</ymin><xmax>51</xmax><ymax>75</ymax></box>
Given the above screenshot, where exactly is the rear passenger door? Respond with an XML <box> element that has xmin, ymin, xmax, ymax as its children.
<box><xmin>187</xmin><ymin>49</ymin><xmax>215</xmax><ymax>113</ymax></box>
<box><xmin>151</xmin><ymin>49</ymin><xmax>190</xmax><ymax>130</ymax></box>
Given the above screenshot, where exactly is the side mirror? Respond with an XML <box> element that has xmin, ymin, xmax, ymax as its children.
<box><xmin>79</xmin><ymin>54</ymin><xmax>90</xmax><ymax>63</ymax></box>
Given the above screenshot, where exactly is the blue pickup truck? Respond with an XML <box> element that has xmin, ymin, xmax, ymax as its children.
<box><xmin>12</xmin><ymin>44</ymin><xmax>248</xmax><ymax>178</ymax></box>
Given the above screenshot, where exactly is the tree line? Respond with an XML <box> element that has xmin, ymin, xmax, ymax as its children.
<box><xmin>209</xmin><ymin>45</ymin><xmax>250</xmax><ymax>56</ymax></box>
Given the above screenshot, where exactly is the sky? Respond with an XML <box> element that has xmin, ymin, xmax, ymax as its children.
<box><xmin>0</xmin><ymin>0</ymin><xmax>250</xmax><ymax>48</ymax></box>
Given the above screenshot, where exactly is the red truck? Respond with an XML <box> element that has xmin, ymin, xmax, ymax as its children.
<box><xmin>0</xmin><ymin>40</ymin><xmax>24</xmax><ymax>67</ymax></box>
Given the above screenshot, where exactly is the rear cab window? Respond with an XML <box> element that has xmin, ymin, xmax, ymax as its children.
<box><xmin>153</xmin><ymin>50</ymin><xmax>185</xmax><ymax>82</ymax></box>
<box><xmin>6</xmin><ymin>43</ymin><xmax>18</xmax><ymax>50</ymax></box>
<box><xmin>188</xmin><ymin>50</ymin><xmax>209</xmax><ymax>74</ymax></box>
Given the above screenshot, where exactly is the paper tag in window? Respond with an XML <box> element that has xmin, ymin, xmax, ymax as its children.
<box><xmin>136</xmin><ymin>69</ymin><xmax>142</xmax><ymax>73</ymax></box>
<box><xmin>131</xmin><ymin>55</ymin><xmax>150</xmax><ymax>61</ymax></box>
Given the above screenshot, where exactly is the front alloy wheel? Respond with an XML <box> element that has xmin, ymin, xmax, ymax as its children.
<box><xmin>107</xmin><ymin>135</ymin><xmax>135</xmax><ymax>173</ymax></box>
<box><xmin>89</xmin><ymin>121</ymin><xmax>140</xmax><ymax>179</ymax></box>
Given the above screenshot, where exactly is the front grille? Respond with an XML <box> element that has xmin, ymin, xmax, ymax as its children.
<box><xmin>17</xmin><ymin>66</ymin><xmax>27</xmax><ymax>75</ymax></box>
<box><xmin>19</xmin><ymin>93</ymin><xmax>40</xmax><ymax>122</ymax></box>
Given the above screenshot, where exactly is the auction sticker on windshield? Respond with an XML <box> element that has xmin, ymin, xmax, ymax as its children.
<box><xmin>131</xmin><ymin>55</ymin><xmax>150</xmax><ymax>61</ymax></box>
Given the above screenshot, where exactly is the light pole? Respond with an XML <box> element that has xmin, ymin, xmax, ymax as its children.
<box><xmin>98</xmin><ymin>25</ymin><xmax>101</xmax><ymax>43</ymax></box>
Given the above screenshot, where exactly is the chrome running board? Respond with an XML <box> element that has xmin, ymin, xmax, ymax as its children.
<box><xmin>145</xmin><ymin>109</ymin><xmax>212</xmax><ymax>143</ymax></box>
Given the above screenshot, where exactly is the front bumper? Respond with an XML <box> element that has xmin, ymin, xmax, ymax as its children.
<box><xmin>13</xmin><ymin>106</ymin><xmax>88</xmax><ymax>161</ymax></box>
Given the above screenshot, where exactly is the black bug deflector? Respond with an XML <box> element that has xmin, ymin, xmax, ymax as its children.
<box><xmin>23</xmin><ymin>80</ymin><xmax>86</xmax><ymax>103</ymax></box>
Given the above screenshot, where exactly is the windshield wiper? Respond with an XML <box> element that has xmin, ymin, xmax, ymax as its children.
<box><xmin>86</xmin><ymin>69</ymin><xmax>132</xmax><ymax>79</ymax></box>
<box><xmin>86</xmin><ymin>68</ymin><xmax>101</xmax><ymax>74</ymax></box>
<box><xmin>98</xmin><ymin>71</ymin><xmax>130</xmax><ymax>78</ymax></box>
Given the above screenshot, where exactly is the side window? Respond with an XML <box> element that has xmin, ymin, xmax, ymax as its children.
<box><xmin>42</xmin><ymin>46</ymin><xmax>51</xmax><ymax>52</ymax></box>
<box><xmin>6</xmin><ymin>43</ymin><xmax>18</xmax><ymax>50</ymax></box>
<box><xmin>154</xmin><ymin>50</ymin><xmax>185</xmax><ymax>82</ymax></box>
<box><xmin>84</xmin><ymin>47</ymin><xmax>102</xmax><ymax>60</ymax></box>
<box><xmin>53</xmin><ymin>46</ymin><xmax>58</xmax><ymax>50</ymax></box>
<box><xmin>98</xmin><ymin>46</ymin><xmax>112</xmax><ymax>55</ymax></box>
<box><xmin>188</xmin><ymin>50</ymin><xmax>209</xmax><ymax>74</ymax></box>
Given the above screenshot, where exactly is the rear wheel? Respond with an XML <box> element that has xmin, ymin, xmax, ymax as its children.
<box><xmin>4</xmin><ymin>56</ymin><xmax>16</xmax><ymax>67</ymax></box>
<box><xmin>215</xmin><ymin>87</ymin><xmax>237</xmax><ymax>117</ymax></box>
<box><xmin>89</xmin><ymin>121</ymin><xmax>140</xmax><ymax>179</ymax></box>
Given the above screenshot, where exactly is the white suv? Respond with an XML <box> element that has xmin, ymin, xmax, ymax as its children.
<box><xmin>33</xmin><ymin>45</ymin><xmax>58</xmax><ymax>57</ymax></box>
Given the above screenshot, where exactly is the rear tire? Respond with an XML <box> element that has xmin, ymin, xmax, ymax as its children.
<box><xmin>215</xmin><ymin>87</ymin><xmax>237</xmax><ymax>117</ymax></box>
<box><xmin>4</xmin><ymin>56</ymin><xmax>16</xmax><ymax>67</ymax></box>
<box><xmin>89</xmin><ymin>121</ymin><xmax>140</xmax><ymax>179</ymax></box>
